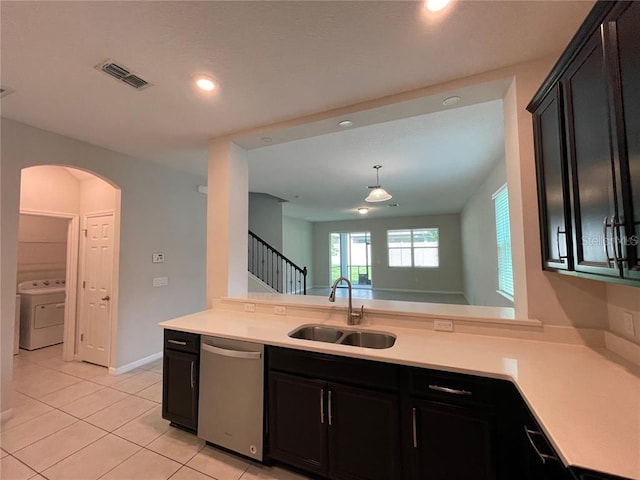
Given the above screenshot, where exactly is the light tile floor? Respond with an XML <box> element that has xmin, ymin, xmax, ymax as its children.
<box><xmin>1</xmin><ymin>344</ymin><xmax>308</xmax><ymax>480</ymax></box>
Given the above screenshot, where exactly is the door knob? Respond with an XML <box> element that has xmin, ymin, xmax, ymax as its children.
<box><xmin>101</xmin><ymin>295</ymin><xmax>110</xmax><ymax>301</ymax></box>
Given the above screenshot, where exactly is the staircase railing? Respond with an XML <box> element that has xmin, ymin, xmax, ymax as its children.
<box><xmin>248</xmin><ymin>231</ymin><xmax>307</xmax><ymax>295</ymax></box>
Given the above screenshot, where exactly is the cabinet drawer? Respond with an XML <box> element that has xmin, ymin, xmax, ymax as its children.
<box><xmin>164</xmin><ymin>329</ymin><xmax>200</xmax><ymax>354</ymax></box>
<box><xmin>268</xmin><ymin>346</ymin><xmax>399</xmax><ymax>391</ymax></box>
<box><xmin>409</xmin><ymin>368</ymin><xmax>498</xmax><ymax>406</ymax></box>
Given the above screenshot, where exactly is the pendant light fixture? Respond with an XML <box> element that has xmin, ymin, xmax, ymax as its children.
<box><xmin>365</xmin><ymin>165</ymin><xmax>393</xmax><ymax>203</ymax></box>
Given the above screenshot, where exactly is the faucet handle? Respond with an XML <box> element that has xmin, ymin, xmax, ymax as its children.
<box><xmin>351</xmin><ymin>305</ymin><xmax>365</xmax><ymax>321</ymax></box>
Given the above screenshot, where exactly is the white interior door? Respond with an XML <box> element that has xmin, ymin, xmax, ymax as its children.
<box><xmin>78</xmin><ymin>213</ymin><xmax>114</xmax><ymax>366</ymax></box>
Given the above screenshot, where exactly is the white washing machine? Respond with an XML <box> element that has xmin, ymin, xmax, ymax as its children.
<box><xmin>17</xmin><ymin>279</ymin><xmax>66</xmax><ymax>350</ymax></box>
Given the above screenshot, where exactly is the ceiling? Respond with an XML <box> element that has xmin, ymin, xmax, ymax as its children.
<box><xmin>249</xmin><ymin>98</ymin><xmax>504</xmax><ymax>221</ymax></box>
<box><xmin>1</xmin><ymin>1</ymin><xmax>593</xmax><ymax>178</ymax></box>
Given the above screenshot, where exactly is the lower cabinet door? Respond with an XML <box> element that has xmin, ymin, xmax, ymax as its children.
<box><xmin>162</xmin><ymin>349</ymin><xmax>198</xmax><ymax>431</ymax></box>
<box><xmin>268</xmin><ymin>372</ymin><xmax>328</xmax><ymax>476</ymax></box>
<box><xmin>328</xmin><ymin>383</ymin><xmax>401</xmax><ymax>480</ymax></box>
<box><xmin>411</xmin><ymin>399</ymin><xmax>495</xmax><ymax>480</ymax></box>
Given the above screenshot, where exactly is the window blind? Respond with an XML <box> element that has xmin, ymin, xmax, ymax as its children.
<box><xmin>493</xmin><ymin>185</ymin><xmax>514</xmax><ymax>298</ymax></box>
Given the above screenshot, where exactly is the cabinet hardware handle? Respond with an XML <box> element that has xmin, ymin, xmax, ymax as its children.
<box><xmin>611</xmin><ymin>215</ymin><xmax>627</xmax><ymax>269</ymax></box>
<box><xmin>320</xmin><ymin>388</ymin><xmax>325</xmax><ymax>424</ymax></box>
<box><xmin>428</xmin><ymin>384</ymin><xmax>472</xmax><ymax>396</ymax></box>
<box><xmin>201</xmin><ymin>343</ymin><xmax>262</xmax><ymax>360</ymax></box>
<box><xmin>524</xmin><ymin>426</ymin><xmax>557</xmax><ymax>465</ymax></box>
<box><xmin>556</xmin><ymin>226</ymin><xmax>567</xmax><ymax>262</ymax></box>
<box><xmin>603</xmin><ymin>216</ymin><xmax>614</xmax><ymax>267</ymax></box>
<box><xmin>190</xmin><ymin>361</ymin><xmax>195</xmax><ymax>389</ymax></box>
<box><xmin>168</xmin><ymin>339</ymin><xmax>187</xmax><ymax>346</ymax></box>
<box><xmin>328</xmin><ymin>390</ymin><xmax>333</xmax><ymax>426</ymax></box>
<box><xmin>412</xmin><ymin>407</ymin><xmax>417</xmax><ymax>448</ymax></box>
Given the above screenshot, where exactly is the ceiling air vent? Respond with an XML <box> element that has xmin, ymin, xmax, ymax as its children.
<box><xmin>96</xmin><ymin>59</ymin><xmax>151</xmax><ymax>90</ymax></box>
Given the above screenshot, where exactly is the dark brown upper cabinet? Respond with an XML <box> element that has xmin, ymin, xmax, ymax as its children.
<box><xmin>532</xmin><ymin>85</ymin><xmax>572</xmax><ymax>270</ymax></box>
<box><xmin>603</xmin><ymin>1</ymin><xmax>640</xmax><ymax>280</ymax></box>
<box><xmin>528</xmin><ymin>0</ymin><xmax>640</xmax><ymax>285</ymax></box>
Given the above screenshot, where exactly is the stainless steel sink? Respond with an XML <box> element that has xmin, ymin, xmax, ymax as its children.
<box><xmin>288</xmin><ymin>325</ymin><xmax>344</xmax><ymax>343</ymax></box>
<box><xmin>339</xmin><ymin>331</ymin><xmax>396</xmax><ymax>349</ymax></box>
<box><xmin>288</xmin><ymin>324</ymin><xmax>395</xmax><ymax>349</ymax></box>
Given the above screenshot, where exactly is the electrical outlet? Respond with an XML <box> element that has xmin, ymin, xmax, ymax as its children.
<box><xmin>152</xmin><ymin>253</ymin><xmax>164</xmax><ymax>264</ymax></box>
<box><xmin>274</xmin><ymin>305</ymin><xmax>287</xmax><ymax>315</ymax></box>
<box><xmin>152</xmin><ymin>276</ymin><xmax>168</xmax><ymax>287</ymax></box>
<box><xmin>623</xmin><ymin>311</ymin><xmax>636</xmax><ymax>337</ymax></box>
<box><xmin>434</xmin><ymin>319</ymin><xmax>454</xmax><ymax>332</ymax></box>
<box><xmin>244</xmin><ymin>303</ymin><xmax>256</xmax><ymax>313</ymax></box>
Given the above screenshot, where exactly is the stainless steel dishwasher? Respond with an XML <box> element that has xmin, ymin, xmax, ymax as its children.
<box><xmin>198</xmin><ymin>336</ymin><xmax>265</xmax><ymax>461</ymax></box>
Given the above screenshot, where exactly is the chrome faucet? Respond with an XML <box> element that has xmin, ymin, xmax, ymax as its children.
<box><xmin>328</xmin><ymin>276</ymin><xmax>364</xmax><ymax>325</ymax></box>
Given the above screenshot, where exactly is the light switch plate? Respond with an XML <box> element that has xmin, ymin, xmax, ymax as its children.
<box><xmin>274</xmin><ymin>306</ymin><xmax>287</xmax><ymax>315</ymax></box>
<box><xmin>434</xmin><ymin>319</ymin><xmax>454</xmax><ymax>332</ymax></box>
<box><xmin>152</xmin><ymin>253</ymin><xmax>164</xmax><ymax>264</ymax></box>
<box><xmin>152</xmin><ymin>276</ymin><xmax>168</xmax><ymax>287</ymax></box>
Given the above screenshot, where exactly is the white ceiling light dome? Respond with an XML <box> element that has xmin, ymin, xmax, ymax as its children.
<box><xmin>365</xmin><ymin>165</ymin><xmax>393</xmax><ymax>203</ymax></box>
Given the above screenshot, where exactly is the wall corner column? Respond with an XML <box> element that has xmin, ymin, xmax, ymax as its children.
<box><xmin>206</xmin><ymin>138</ymin><xmax>249</xmax><ymax>305</ymax></box>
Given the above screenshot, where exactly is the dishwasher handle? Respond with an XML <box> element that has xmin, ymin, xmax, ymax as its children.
<box><xmin>202</xmin><ymin>342</ymin><xmax>262</xmax><ymax>360</ymax></box>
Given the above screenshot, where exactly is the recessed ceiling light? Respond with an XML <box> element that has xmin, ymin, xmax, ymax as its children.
<box><xmin>195</xmin><ymin>76</ymin><xmax>216</xmax><ymax>91</ymax></box>
<box><xmin>443</xmin><ymin>95</ymin><xmax>461</xmax><ymax>106</ymax></box>
<box><xmin>339</xmin><ymin>120</ymin><xmax>353</xmax><ymax>128</ymax></box>
<box><xmin>357</xmin><ymin>207</ymin><xmax>369</xmax><ymax>215</ymax></box>
<box><xmin>261</xmin><ymin>137</ymin><xmax>273</xmax><ymax>144</ymax></box>
<box><xmin>425</xmin><ymin>0</ymin><xmax>450</xmax><ymax>12</ymax></box>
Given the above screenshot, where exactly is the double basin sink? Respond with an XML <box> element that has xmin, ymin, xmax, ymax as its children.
<box><xmin>288</xmin><ymin>324</ymin><xmax>396</xmax><ymax>349</ymax></box>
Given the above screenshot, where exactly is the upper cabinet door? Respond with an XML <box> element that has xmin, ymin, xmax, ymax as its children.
<box><xmin>563</xmin><ymin>30</ymin><xmax>622</xmax><ymax>277</ymax></box>
<box><xmin>532</xmin><ymin>85</ymin><xmax>572</xmax><ymax>270</ymax></box>
<box><xmin>605</xmin><ymin>1</ymin><xmax>640</xmax><ymax>280</ymax></box>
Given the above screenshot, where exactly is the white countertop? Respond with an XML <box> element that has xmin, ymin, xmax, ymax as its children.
<box><xmin>160</xmin><ymin>308</ymin><xmax>640</xmax><ymax>479</ymax></box>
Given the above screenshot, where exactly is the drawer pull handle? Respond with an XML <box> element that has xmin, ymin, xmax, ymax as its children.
<box><xmin>168</xmin><ymin>339</ymin><xmax>187</xmax><ymax>346</ymax></box>
<box><xmin>556</xmin><ymin>226</ymin><xmax>567</xmax><ymax>262</ymax></box>
<box><xmin>190</xmin><ymin>361</ymin><xmax>195</xmax><ymax>389</ymax></box>
<box><xmin>328</xmin><ymin>390</ymin><xmax>333</xmax><ymax>426</ymax></box>
<box><xmin>412</xmin><ymin>407</ymin><xmax>417</xmax><ymax>448</ymax></box>
<box><xmin>524</xmin><ymin>426</ymin><xmax>558</xmax><ymax>465</ymax></box>
<box><xmin>428</xmin><ymin>384</ymin><xmax>472</xmax><ymax>396</ymax></box>
<box><xmin>320</xmin><ymin>388</ymin><xmax>325</xmax><ymax>424</ymax></box>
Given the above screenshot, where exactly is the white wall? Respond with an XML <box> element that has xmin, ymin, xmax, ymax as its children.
<box><xmin>17</xmin><ymin>214</ymin><xmax>68</xmax><ymax>283</ymax></box>
<box><xmin>249</xmin><ymin>193</ymin><xmax>283</xmax><ymax>251</ymax></box>
<box><xmin>461</xmin><ymin>159</ymin><xmax>513</xmax><ymax>307</ymax></box>
<box><xmin>80</xmin><ymin>175</ymin><xmax>117</xmax><ymax>214</ymax></box>
<box><xmin>282</xmin><ymin>215</ymin><xmax>313</xmax><ymax>289</ymax></box>
<box><xmin>20</xmin><ymin>166</ymin><xmax>80</xmax><ymax>214</ymax></box>
<box><xmin>1</xmin><ymin>119</ymin><xmax>207</xmax><ymax>415</ymax></box>
<box><xmin>606</xmin><ymin>284</ymin><xmax>640</xmax><ymax>346</ymax></box>
<box><xmin>312</xmin><ymin>214</ymin><xmax>463</xmax><ymax>292</ymax></box>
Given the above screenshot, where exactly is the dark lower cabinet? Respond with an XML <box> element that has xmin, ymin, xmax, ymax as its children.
<box><xmin>162</xmin><ymin>329</ymin><xmax>200</xmax><ymax>432</ymax></box>
<box><xmin>410</xmin><ymin>399</ymin><xmax>494</xmax><ymax>480</ymax></box>
<box><xmin>265</xmin><ymin>347</ymin><xmax>630</xmax><ymax>480</ymax></box>
<box><xmin>268</xmin><ymin>372</ymin><xmax>328</xmax><ymax>476</ymax></box>
<box><xmin>267</xmin><ymin>348</ymin><xmax>401</xmax><ymax>480</ymax></box>
<box><xmin>328</xmin><ymin>384</ymin><xmax>401</xmax><ymax>480</ymax></box>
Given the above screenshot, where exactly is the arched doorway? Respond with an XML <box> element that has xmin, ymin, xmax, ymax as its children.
<box><xmin>17</xmin><ymin>165</ymin><xmax>121</xmax><ymax>367</ymax></box>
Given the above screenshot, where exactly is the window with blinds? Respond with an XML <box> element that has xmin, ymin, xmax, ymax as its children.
<box><xmin>493</xmin><ymin>185</ymin><xmax>514</xmax><ymax>300</ymax></box>
<box><xmin>387</xmin><ymin>228</ymin><xmax>439</xmax><ymax>267</ymax></box>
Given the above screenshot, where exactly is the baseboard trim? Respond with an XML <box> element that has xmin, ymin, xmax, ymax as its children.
<box><xmin>1</xmin><ymin>408</ymin><xmax>14</xmax><ymax>423</ymax></box>
<box><xmin>109</xmin><ymin>351</ymin><xmax>163</xmax><ymax>376</ymax></box>
<box><xmin>604</xmin><ymin>331</ymin><xmax>640</xmax><ymax>367</ymax></box>
<box><xmin>372</xmin><ymin>287</ymin><xmax>465</xmax><ymax>295</ymax></box>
